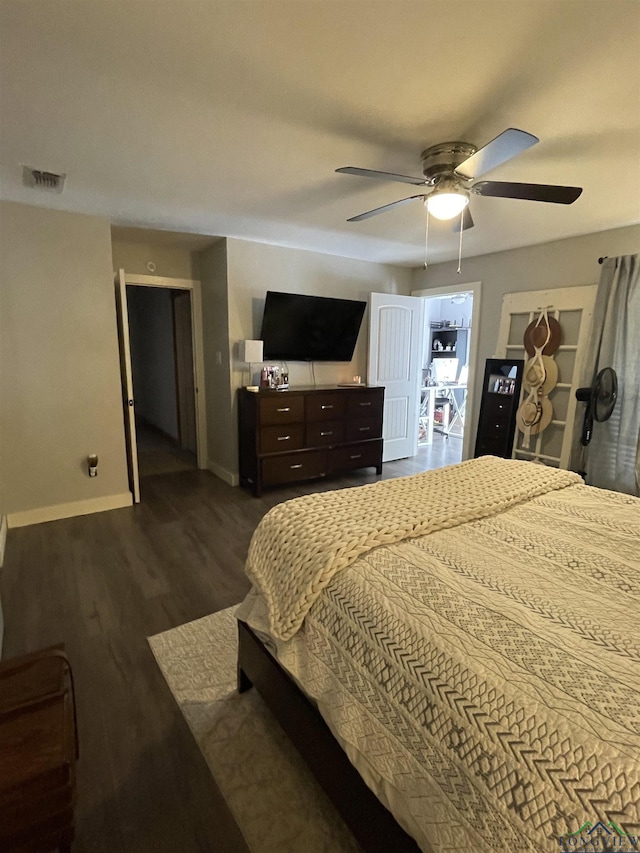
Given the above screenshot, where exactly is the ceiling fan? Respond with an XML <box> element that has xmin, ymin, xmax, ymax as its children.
<box><xmin>336</xmin><ymin>128</ymin><xmax>582</xmax><ymax>229</ymax></box>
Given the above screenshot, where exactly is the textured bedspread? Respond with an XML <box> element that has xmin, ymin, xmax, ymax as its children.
<box><xmin>246</xmin><ymin>456</ymin><xmax>581</xmax><ymax>640</ymax></box>
<box><xmin>238</xmin><ymin>476</ymin><xmax>640</xmax><ymax>852</ymax></box>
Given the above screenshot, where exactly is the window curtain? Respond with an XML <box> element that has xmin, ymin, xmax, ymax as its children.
<box><xmin>587</xmin><ymin>254</ymin><xmax>639</xmax><ymax>495</ymax></box>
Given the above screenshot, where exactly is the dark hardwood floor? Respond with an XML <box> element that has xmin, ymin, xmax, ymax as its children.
<box><xmin>136</xmin><ymin>420</ymin><xmax>198</xmax><ymax>479</ymax></box>
<box><xmin>0</xmin><ymin>442</ymin><xmax>459</xmax><ymax>852</ymax></box>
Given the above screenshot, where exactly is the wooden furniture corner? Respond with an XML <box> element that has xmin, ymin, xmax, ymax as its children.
<box><xmin>0</xmin><ymin>644</ymin><xmax>78</xmax><ymax>853</ymax></box>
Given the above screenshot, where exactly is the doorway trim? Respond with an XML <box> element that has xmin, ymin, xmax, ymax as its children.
<box><xmin>411</xmin><ymin>281</ymin><xmax>482</xmax><ymax>462</ymax></box>
<box><xmin>115</xmin><ymin>270</ymin><xmax>208</xmax><ymax>501</ymax></box>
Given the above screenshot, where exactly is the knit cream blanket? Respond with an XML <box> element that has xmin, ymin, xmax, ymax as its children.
<box><xmin>245</xmin><ymin>456</ymin><xmax>581</xmax><ymax>640</ymax></box>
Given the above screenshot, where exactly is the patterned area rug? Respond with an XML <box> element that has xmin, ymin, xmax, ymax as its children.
<box><xmin>148</xmin><ymin>607</ymin><xmax>360</xmax><ymax>853</ymax></box>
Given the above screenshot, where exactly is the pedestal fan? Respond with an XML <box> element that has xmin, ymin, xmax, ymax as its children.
<box><xmin>575</xmin><ymin>367</ymin><xmax>618</xmax><ymax>479</ymax></box>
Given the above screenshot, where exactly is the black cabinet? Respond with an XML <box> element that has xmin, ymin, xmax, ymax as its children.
<box><xmin>474</xmin><ymin>358</ymin><xmax>524</xmax><ymax>459</ymax></box>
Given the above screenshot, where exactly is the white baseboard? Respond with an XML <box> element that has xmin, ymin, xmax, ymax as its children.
<box><xmin>0</xmin><ymin>515</ymin><xmax>7</xmax><ymax>567</ymax></box>
<box><xmin>207</xmin><ymin>459</ymin><xmax>239</xmax><ymax>487</ymax></box>
<box><xmin>7</xmin><ymin>493</ymin><xmax>133</xmax><ymax>529</ymax></box>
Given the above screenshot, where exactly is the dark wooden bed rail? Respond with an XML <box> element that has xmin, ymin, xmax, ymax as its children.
<box><xmin>237</xmin><ymin>619</ymin><xmax>421</xmax><ymax>853</ymax></box>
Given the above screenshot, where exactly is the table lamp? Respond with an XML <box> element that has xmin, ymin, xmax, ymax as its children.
<box><xmin>239</xmin><ymin>340</ymin><xmax>263</xmax><ymax>390</ymax></box>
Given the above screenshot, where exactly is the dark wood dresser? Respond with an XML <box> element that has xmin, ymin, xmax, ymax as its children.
<box><xmin>0</xmin><ymin>645</ymin><xmax>78</xmax><ymax>853</ymax></box>
<box><xmin>238</xmin><ymin>385</ymin><xmax>384</xmax><ymax>496</ymax></box>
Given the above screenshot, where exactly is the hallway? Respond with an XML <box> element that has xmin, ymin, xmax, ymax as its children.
<box><xmin>136</xmin><ymin>420</ymin><xmax>197</xmax><ymax>479</ymax></box>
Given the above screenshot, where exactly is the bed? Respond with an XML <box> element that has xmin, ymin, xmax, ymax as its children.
<box><xmin>235</xmin><ymin>456</ymin><xmax>640</xmax><ymax>853</ymax></box>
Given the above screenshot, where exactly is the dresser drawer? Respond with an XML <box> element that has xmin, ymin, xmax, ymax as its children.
<box><xmin>330</xmin><ymin>440</ymin><xmax>382</xmax><ymax>472</ymax></box>
<box><xmin>262</xmin><ymin>450</ymin><xmax>328</xmax><ymax>486</ymax></box>
<box><xmin>259</xmin><ymin>424</ymin><xmax>305</xmax><ymax>454</ymax></box>
<box><xmin>306</xmin><ymin>420</ymin><xmax>345</xmax><ymax>447</ymax></box>
<box><xmin>475</xmin><ymin>410</ymin><xmax>517</xmax><ymax>459</ymax></box>
<box><xmin>476</xmin><ymin>432</ymin><xmax>513</xmax><ymax>457</ymax></box>
<box><xmin>345</xmin><ymin>417</ymin><xmax>383</xmax><ymax>442</ymax></box>
<box><xmin>346</xmin><ymin>391</ymin><xmax>383</xmax><ymax>419</ymax></box>
<box><xmin>306</xmin><ymin>393</ymin><xmax>346</xmax><ymax>422</ymax></box>
<box><xmin>259</xmin><ymin>395</ymin><xmax>305</xmax><ymax>425</ymax></box>
<box><xmin>484</xmin><ymin>396</ymin><xmax>514</xmax><ymax>424</ymax></box>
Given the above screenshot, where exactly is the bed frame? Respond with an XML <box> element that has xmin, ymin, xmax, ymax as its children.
<box><xmin>237</xmin><ymin>619</ymin><xmax>420</xmax><ymax>853</ymax></box>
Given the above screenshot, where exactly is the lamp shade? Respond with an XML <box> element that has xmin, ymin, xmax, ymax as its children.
<box><xmin>239</xmin><ymin>339</ymin><xmax>263</xmax><ymax>363</ymax></box>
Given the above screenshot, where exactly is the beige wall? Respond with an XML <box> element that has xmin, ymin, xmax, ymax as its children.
<box><xmin>226</xmin><ymin>238</ymin><xmax>413</xmax><ymax>384</ymax></box>
<box><xmin>3</xmin><ymin>200</ymin><xmax>633</xmax><ymax>513</ymax></box>
<box><xmin>223</xmin><ymin>238</ymin><xmax>413</xmax><ymax>478</ymax></box>
<box><xmin>0</xmin><ymin>201</ymin><xmax>130</xmax><ymax>521</ymax></box>
<box><xmin>111</xmin><ymin>237</ymin><xmax>201</xmax><ymax>280</ymax></box>
<box><xmin>199</xmin><ymin>240</ymin><xmax>234</xmax><ymax>481</ymax></box>
<box><xmin>412</xmin><ymin>224</ymin><xmax>640</xmax><ymax>451</ymax></box>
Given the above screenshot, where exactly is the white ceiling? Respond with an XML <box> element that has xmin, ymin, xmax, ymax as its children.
<box><xmin>1</xmin><ymin>1</ymin><xmax>639</xmax><ymax>266</ymax></box>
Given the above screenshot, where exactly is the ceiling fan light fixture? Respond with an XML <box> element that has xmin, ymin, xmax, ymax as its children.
<box><xmin>425</xmin><ymin>190</ymin><xmax>469</xmax><ymax>221</ymax></box>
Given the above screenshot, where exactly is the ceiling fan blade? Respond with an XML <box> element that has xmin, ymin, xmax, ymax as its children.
<box><xmin>471</xmin><ymin>181</ymin><xmax>582</xmax><ymax>204</ymax></box>
<box><xmin>452</xmin><ymin>207</ymin><xmax>475</xmax><ymax>232</ymax></box>
<box><xmin>336</xmin><ymin>166</ymin><xmax>430</xmax><ymax>186</ymax></box>
<box><xmin>454</xmin><ymin>128</ymin><xmax>539</xmax><ymax>180</ymax></box>
<box><xmin>347</xmin><ymin>195</ymin><xmax>426</xmax><ymax>222</ymax></box>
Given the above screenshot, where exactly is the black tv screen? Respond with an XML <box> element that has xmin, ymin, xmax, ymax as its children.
<box><xmin>260</xmin><ymin>291</ymin><xmax>366</xmax><ymax>362</ymax></box>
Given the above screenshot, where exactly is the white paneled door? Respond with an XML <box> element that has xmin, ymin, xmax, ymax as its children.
<box><xmin>368</xmin><ymin>293</ymin><xmax>424</xmax><ymax>462</ymax></box>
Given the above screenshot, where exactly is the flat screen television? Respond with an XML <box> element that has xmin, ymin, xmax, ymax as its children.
<box><xmin>260</xmin><ymin>291</ymin><xmax>366</xmax><ymax>362</ymax></box>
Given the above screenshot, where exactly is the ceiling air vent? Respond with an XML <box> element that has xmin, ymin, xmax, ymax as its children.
<box><xmin>22</xmin><ymin>165</ymin><xmax>66</xmax><ymax>193</ymax></box>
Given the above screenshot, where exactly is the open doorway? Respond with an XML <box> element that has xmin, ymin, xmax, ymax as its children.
<box><xmin>126</xmin><ymin>285</ymin><xmax>197</xmax><ymax>479</ymax></box>
<box><xmin>412</xmin><ymin>282</ymin><xmax>481</xmax><ymax>471</ymax></box>
<box><xmin>115</xmin><ymin>269</ymin><xmax>207</xmax><ymax>503</ymax></box>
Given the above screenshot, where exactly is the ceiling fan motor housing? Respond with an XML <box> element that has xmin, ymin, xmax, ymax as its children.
<box><xmin>421</xmin><ymin>141</ymin><xmax>477</xmax><ymax>181</ymax></box>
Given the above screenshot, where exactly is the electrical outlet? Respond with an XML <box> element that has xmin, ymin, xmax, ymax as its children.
<box><xmin>215</xmin><ymin>351</ymin><xmax>222</xmax><ymax>365</ymax></box>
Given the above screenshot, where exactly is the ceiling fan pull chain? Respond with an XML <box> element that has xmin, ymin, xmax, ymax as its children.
<box><xmin>456</xmin><ymin>209</ymin><xmax>464</xmax><ymax>274</ymax></box>
<box><xmin>423</xmin><ymin>207</ymin><xmax>430</xmax><ymax>269</ymax></box>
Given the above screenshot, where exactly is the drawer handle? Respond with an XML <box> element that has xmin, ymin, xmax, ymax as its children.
<box><xmin>359</xmin><ymin>426</ymin><xmax>370</xmax><ymax>432</ymax></box>
<box><xmin>320</xmin><ymin>430</ymin><xmax>333</xmax><ymax>436</ymax></box>
<box><xmin>350</xmin><ymin>454</ymin><xmax>362</xmax><ymax>460</ymax></box>
<box><xmin>276</xmin><ymin>407</ymin><xmax>290</xmax><ymax>412</ymax></box>
<box><xmin>359</xmin><ymin>401</ymin><xmax>372</xmax><ymax>407</ymax></box>
<box><xmin>290</xmin><ymin>463</ymin><xmax>303</xmax><ymax>469</ymax></box>
<box><xmin>321</xmin><ymin>404</ymin><xmax>334</xmax><ymax>410</ymax></box>
<box><xmin>277</xmin><ymin>435</ymin><xmax>291</xmax><ymax>441</ymax></box>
